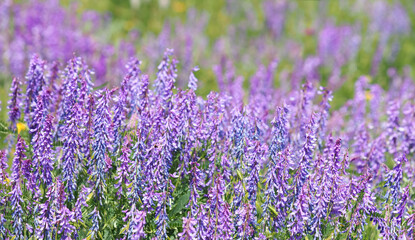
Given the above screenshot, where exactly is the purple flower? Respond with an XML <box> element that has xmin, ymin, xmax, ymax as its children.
<box><xmin>246</xmin><ymin>141</ymin><xmax>263</xmax><ymax>205</ymax></box>
<box><xmin>316</xmin><ymin>87</ymin><xmax>333</xmax><ymax>144</ymax></box>
<box><xmin>57</xmin><ymin>207</ymin><xmax>75</xmax><ymax>239</ymax></box>
<box><xmin>31</xmin><ymin>115</ymin><xmax>54</xmax><ymax>187</ymax></box>
<box><xmin>24</xmin><ymin>54</ymin><xmax>46</xmax><ymax>125</ymax></box>
<box><xmin>124</xmin><ymin>205</ymin><xmax>147</xmax><ymax>239</ymax></box>
<box><xmin>208</xmin><ymin>174</ymin><xmax>225</xmax><ymax>214</ymax></box>
<box><xmin>196</xmin><ymin>203</ymin><xmax>212</xmax><ymax>239</ymax></box>
<box><xmin>0</xmin><ymin>151</ymin><xmax>8</xmax><ymax>186</ymax></box>
<box><xmin>0</xmin><ymin>214</ymin><xmax>6</xmax><ymax>238</ymax></box>
<box><xmin>114</xmin><ymin>137</ymin><xmax>131</xmax><ymax>196</ymax></box>
<box><xmin>7</xmin><ymin>77</ymin><xmax>22</xmax><ymax>128</ymax></box>
<box><xmin>218</xmin><ymin>203</ymin><xmax>234</xmax><ymax>239</ymax></box>
<box><xmin>112</xmin><ymin>88</ymin><xmax>128</xmax><ymax>153</ymax></box>
<box><xmin>134</xmin><ymin>74</ymin><xmax>150</xmax><ymax>114</ymax></box>
<box><xmin>269</xmin><ymin>106</ymin><xmax>289</xmax><ymax>162</ymax></box>
<box><xmin>154</xmin><ymin>48</ymin><xmax>177</xmax><ymax>110</ymax></box>
<box><xmin>262</xmin><ymin>149</ymin><xmax>290</xmax><ymax>232</ymax></box>
<box><xmin>29</xmin><ymin>90</ymin><xmax>50</xmax><ymax>138</ymax></box>
<box><xmin>10</xmin><ymin>181</ymin><xmax>24</xmax><ymax>239</ymax></box>
<box><xmin>384</xmin><ymin>154</ymin><xmax>407</xmax><ymax>204</ymax></box>
<box><xmin>57</xmin><ymin>57</ymin><xmax>92</xmax><ymax>139</ymax></box>
<box><xmin>9</xmin><ymin>138</ymin><xmax>28</xmax><ymax>239</ymax></box>
<box><xmin>288</xmin><ymin>184</ymin><xmax>310</xmax><ymax>238</ymax></box>
<box><xmin>235</xmin><ymin>203</ymin><xmax>255</xmax><ymax>239</ymax></box>
<box><xmin>35</xmin><ymin>194</ymin><xmax>54</xmax><ymax>239</ymax></box>
<box><xmin>61</xmin><ymin>104</ymin><xmax>80</xmax><ymax>200</ymax></box>
<box><xmin>88</xmin><ymin>208</ymin><xmax>101</xmax><ymax>239</ymax></box>
<box><xmin>73</xmin><ymin>186</ymin><xmax>89</xmax><ymax>238</ymax></box>
<box><xmin>179</xmin><ymin>217</ymin><xmax>197</xmax><ymax>240</ymax></box>
<box><xmin>82</xmin><ymin>94</ymin><xmax>95</xmax><ymax>163</ymax></box>
<box><xmin>406</xmin><ymin>212</ymin><xmax>415</xmax><ymax>238</ymax></box>
<box><xmin>263</xmin><ymin>0</ymin><xmax>287</xmax><ymax>38</ymax></box>
<box><xmin>91</xmin><ymin>89</ymin><xmax>112</xmax><ymax>200</ymax></box>
<box><xmin>294</xmin><ymin>113</ymin><xmax>317</xmax><ymax>195</ymax></box>
<box><xmin>393</xmin><ymin>187</ymin><xmax>409</xmax><ymax>225</ymax></box>
<box><xmin>188</xmin><ymin>66</ymin><xmax>199</xmax><ymax>91</ymax></box>
<box><xmin>11</xmin><ymin>136</ymin><xmax>27</xmax><ymax>183</ymax></box>
<box><xmin>386</xmin><ymin>100</ymin><xmax>401</xmax><ymax>155</ymax></box>
<box><xmin>155</xmin><ymin>193</ymin><xmax>169</xmax><ymax>239</ymax></box>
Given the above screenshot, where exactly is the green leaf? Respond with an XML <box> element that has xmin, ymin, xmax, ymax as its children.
<box><xmin>268</xmin><ymin>205</ymin><xmax>278</xmax><ymax>217</ymax></box>
<box><xmin>93</xmin><ymin>82</ymin><xmax>108</xmax><ymax>91</ymax></box>
<box><xmin>86</xmin><ymin>190</ymin><xmax>95</xmax><ymax>202</ymax></box>
<box><xmin>236</xmin><ymin>169</ymin><xmax>243</xmax><ymax>181</ymax></box>
<box><xmin>120</xmin><ymin>222</ymin><xmax>130</xmax><ymax>234</ymax></box>
<box><xmin>169</xmin><ymin>190</ymin><xmax>190</xmax><ymax>217</ymax></box>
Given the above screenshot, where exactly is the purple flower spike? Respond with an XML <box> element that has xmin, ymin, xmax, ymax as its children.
<box><xmin>8</xmin><ymin>77</ymin><xmax>22</xmax><ymax>128</ymax></box>
<box><xmin>32</xmin><ymin>115</ymin><xmax>54</xmax><ymax>187</ymax></box>
<box><xmin>179</xmin><ymin>217</ymin><xmax>197</xmax><ymax>240</ymax></box>
<box><xmin>123</xmin><ymin>205</ymin><xmax>147</xmax><ymax>240</ymax></box>
<box><xmin>11</xmin><ymin>136</ymin><xmax>27</xmax><ymax>183</ymax></box>
<box><xmin>112</xmin><ymin>88</ymin><xmax>128</xmax><ymax>153</ymax></box>
<box><xmin>115</xmin><ymin>137</ymin><xmax>132</xmax><ymax>196</ymax></box>
<box><xmin>91</xmin><ymin>89</ymin><xmax>112</xmax><ymax>200</ymax></box>
<box><xmin>384</xmin><ymin>154</ymin><xmax>407</xmax><ymax>204</ymax></box>
<box><xmin>24</xmin><ymin>54</ymin><xmax>46</xmax><ymax>125</ymax></box>
<box><xmin>0</xmin><ymin>151</ymin><xmax>9</xmax><ymax>186</ymax></box>
<box><xmin>288</xmin><ymin>184</ymin><xmax>310</xmax><ymax>238</ymax></box>
<box><xmin>10</xmin><ymin>181</ymin><xmax>24</xmax><ymax>239</ymax></box>
<box><xmin>188</xmin><ymin>66</ymin><xmax>199</xmax><ymax>91</ymax></box>
<box><xmin>57</xmin><ymin>207</ymin><xmax>76</xmax><ymax>239</ymax></box>
<box><xmin>269</xmin><ymin>106</ymin><xmax>289</xmax><ymax>163</ymax></box>
<box><xmin>88</xmin><ymin>208</ymin><xmax>101</xmax><ymax>239</ymax></box>
<box><xmin>61</xmin><ymin>103</ymin><xmax>80</xmax><ymax>200</ymax></box>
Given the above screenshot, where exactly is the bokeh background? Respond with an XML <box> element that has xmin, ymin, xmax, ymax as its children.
<box><xmin>1</xmin><ymin>0</ymin><xmax>414</xmax><ymax>119</ymax></box>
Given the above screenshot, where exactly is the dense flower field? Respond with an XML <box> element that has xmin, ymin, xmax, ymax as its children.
<box><xmin>0</xmin><ymin>0</ymin><xmax>415</xmax><ymax>239</ymax></box>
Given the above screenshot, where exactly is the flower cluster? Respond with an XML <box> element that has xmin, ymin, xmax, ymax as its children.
<box><xmin>0</xmin><ymin>0</ymin><xmax>414</xmax><ymax>239</ymax></box>
<box><xmin>0</xmin><ymin>48</ymin><xmax>413</xmax><ymax>239</ymax></box>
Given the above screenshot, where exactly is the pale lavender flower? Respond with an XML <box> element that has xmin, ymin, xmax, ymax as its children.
<box><xmin>112</xmin><ymin>90</ymin><xmax>128</xmax><ymax>153</ymax></box>
<box><xmin>114</xmin><ymin>137</ymin><xmax>131</xmax><ymax>196</ymax></box>
<box><xmin>235</xmin><ymin>203</ymin><xmax>255</xmax><ymax>239</ymax></box>
<box><xmin>0</xmin><ymin>151</ymin><xmax>8</xmax><ymax>186</ymax></box>
<box><xmin>218</xmin><ymin>203</ymin><xmax>234</xmax><ymax>239</ymax></box>
<box><xmin>288</xmin><ymin>184</ymin><xmax>310</xmax><ymax>238</ymax></box>
<box><xmin>124</xmin><ymin>206</ymin><xmax>147</xmax><ymax>240</ymax></box>
<box><xmin>179</xmin><ymin>217</ymin><xmax>197</xmax><ymax>240</ymax></box>
<box><xmin>263</xmin><ymin>0</ymin><xmax>287</xmax><ymax>39</ymax></box>
<box><xmin>269</xmin><ymin>106</ymin><xmax>289</xmax><ymax>162</ymax></box>
<box><xmin>188</xmin><ymin>66</ymin><xmax>199</xmax><ymax>91</ymax></box>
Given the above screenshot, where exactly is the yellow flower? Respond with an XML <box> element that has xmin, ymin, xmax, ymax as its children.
<box><xmin>365</xmin><ymin>90</ymin><xmax>374</xmax><ymax>101</ymax></box>
<box><xmin>16</xmin><ymin>122</ymin><xmax>28</xmax><ymax>134</ymax></box>
<box><xmin>172</xmin><ymin>1</ymin><xmax>186</xmax><ymax>13</ymax></box>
